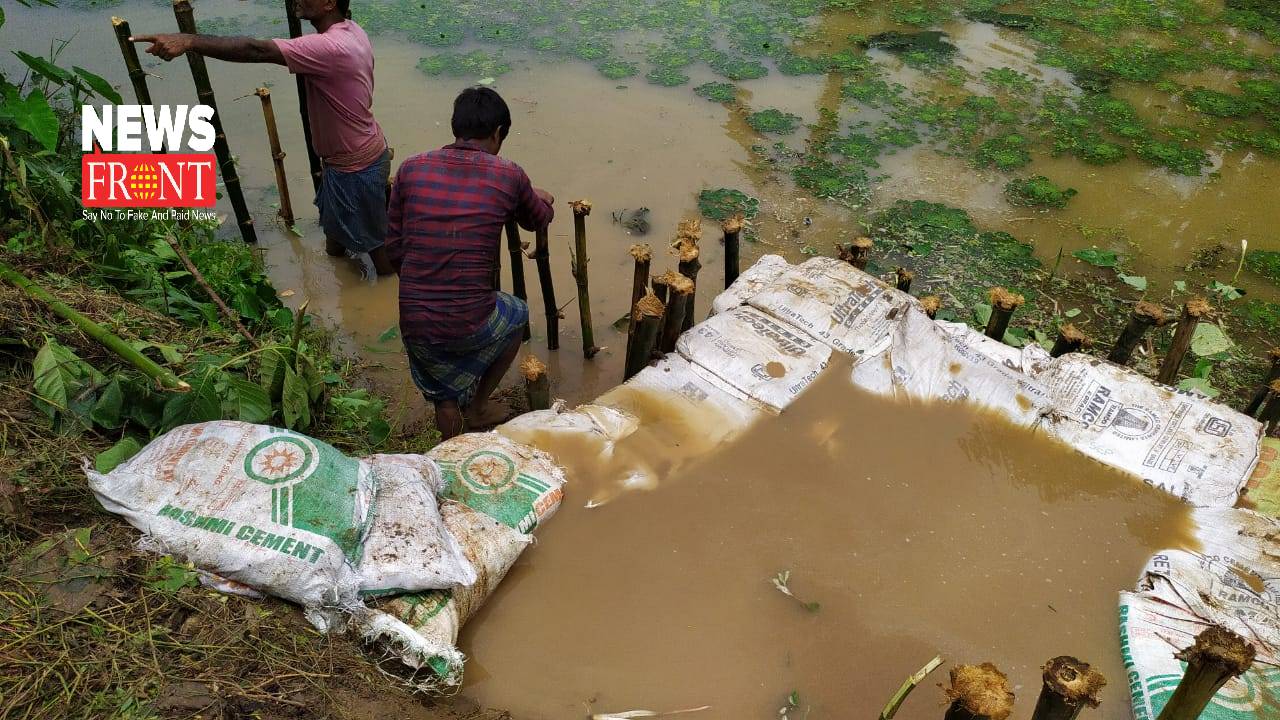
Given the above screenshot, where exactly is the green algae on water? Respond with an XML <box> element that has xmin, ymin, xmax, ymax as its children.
<box><xmin>1004</xmin><ymin>176</ymin><xmax>1077</xmax><ymax>209</ymax></box>
<box><xmin>697</xmin><ymin>188</ymin><xmax>760</xmax><ymax>221</ymax></box>
<box><xmin>694</xmin><ymin>82</ymin><xmax>738</xmax><ymax>103</ymax></box>
<box><xmin>747</xmin><ymin>109</ymin><xmax>803</xmax><ymax>135</ymax></box>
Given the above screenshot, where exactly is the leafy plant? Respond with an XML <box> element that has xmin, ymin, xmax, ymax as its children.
<box><xmin>697</xmin><ymin>187</ymin><xmax>759</xmax><ymax>220</ymax></box>
<box><xmin>1072</xmin><ymin>248</ymin><xmax>1120</xmax><ymax>268</ymax></box>
<box><xmin>1003</xmin><ymin>176</ymin><xmax>1077</xmax><ymax>208</ymax></box>
<box><xmin>771</xmin><ymin>570</ymin><xmax>820</xmax><ymax>612</ymax></box>
<box><xmin>693</xmin><ymin>82</ymin><xmax>737</xmax><ymax>103</ymax></box>
<box><xmin>746</xmin><ymin>108</ymin><xmax>802</xmax><ymax>134</ymax></box>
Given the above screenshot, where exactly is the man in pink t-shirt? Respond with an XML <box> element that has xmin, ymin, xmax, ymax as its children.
<box><xmin>134</xmin><ymin>0</ymin><xmax>395</xmax><ymax>275</ymax></box>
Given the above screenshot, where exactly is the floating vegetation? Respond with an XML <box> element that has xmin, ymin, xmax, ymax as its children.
<box><xmin>1245</xmin><ymin>250</ymin><xmax>1280</xmax><ymax>284</ymax></box>
<box><xmin>865</xmin><ymin>31</ymin><xmax>957</xmax><ymax>68</ymax></box>
<box><xmin>707</xmin><ymin>52</ymin><xmax>769</xmax><ymax>81</ymax></box>
<box><xmin>697</xmin><ymin>188</ymin><xmax>759</xmax><ymax>221</ymax></box>
<box><xmin>596</xmin><ymin>58</ymin><xmax>638</xmax><ymax>80</ymax></box>
<box><xmin>747</xmin><ymin>109</ymin><xmax>802</xmax><ymax>135</ymax></box>
<box><xmin>694</xmin><ymin>82</ymin><xmax>738</xmax><ymax>103</ymax></box>
<box><xmin>791</xmin><ymin>158</ymin><xmax>870</xmax><ymax>206</ymax></box>
<box><xmin>1184</xmin><ymin>88</ymin><xmax>1255</xmax><ymax>118</ymax></box>
<box><xmin>646</xmin><ymin>67</ymin><xmax>690</xmax><ymax>86</ymax></box>
<box><xmin>975</xmin><ymin>133</ymin><xmax>1032</xmax><ymax>170</ymax></box>
<box><xmin>1133</xmin><ymin>139</ymin><xmax>1211</xmax><ymax>176</ymax></box>
<box><xmin>1004</xmin><ymin>176</ymin><xmax>1077</xmax><ymax>209</ymax></box>
<box><xmin>964</xmin><ymin>9</ymin><xmax>1041</xmax><ymax>30</ymax></box>
<box><xmin>416</xmin><ymin>50</ymin><xmax>510</xmax><ymax>78</ymax></box>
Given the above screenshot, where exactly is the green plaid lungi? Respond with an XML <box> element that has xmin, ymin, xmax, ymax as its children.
<box><xmin>405</xmin><ymin>292</ymin><xmax>528</xmax><ymax>405</ymax></box>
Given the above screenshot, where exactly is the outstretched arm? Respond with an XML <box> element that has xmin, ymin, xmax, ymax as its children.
<box><xmin>132</xmin><ymin>33</ymin><xmax>285</xmax><ymax>64</ymax></box>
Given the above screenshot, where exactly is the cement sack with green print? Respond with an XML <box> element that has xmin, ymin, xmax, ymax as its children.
<box><xmin>1119</xmin><ymin>507</ymin><xmax>1280</xmax><ymax>720</ymax></box>
<box><xmin>354</xmin><ymin>432</ymin><xmax>565</xmax><ymax>686</ymax></box>
<box><xmin>86</xmin><ymin>421</ymin><xmax>378</xmax><ymax>610</ymax></box>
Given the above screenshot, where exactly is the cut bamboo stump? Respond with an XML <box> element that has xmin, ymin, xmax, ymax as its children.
<box><xmin>1030</xmin><ymin>657</ymin><xmax>1105</xmax><ymax>720</ymax></box>
<box><xmin>172</xmin><ymin>0</ymin><xmax>256</xmax><ymax>244</ymax></box>
<box><xmin>657</xmin><ymin>271</ymin><xmax>693</xmax><ymax>353</ymax></box>
<box><xmin>625</xmin><ymin>244</ymin><xmax>652</xmax><ymax>363</ymax></box>
<box><xmin>1260</xmin><ymin>381</ymin><xmax>1280</xmax><ymax>437</ymax></box>
<box><xmin>1107</xmin><ymin>301</ymin><xmax>1169</xmax><ymax>366</ymax></box>
<box><xmin>284</xmin><ymin>0</ymin><xmax>320</xmax><ymax>192</ymax></box>
<box><xmin>896</xmin><ymin>268</ymin><xmax>914</xmax><ymax>293</ymax></box>
<box><xmin>504</xmin><ymin>219</ymin><xmax>530</xmax><ymax>342</ymax></box>
<box><xmin>569</xmin><ymin>200</ymin><xmax>600</xmax><ymax>359</ymax></box>
<box><xmin>1157</xmin><ymin>298</ymin><xmax>1211</xmax><ymax>386</ymax></box>
<box><xmin>533</xmin><ymin>227</ymin><xmax>559</xmax><ymax>351</ymax></box>
<box><xmin>1244</xmin><ymin>348</ymin><xmax>1280</xmax><ymax>417</ymax></box>
<box><xmin>944</xmin><ymin>663</ymin><xmax>1015</xmax><ymax>720</ymax></box>
<box><xmin>521</xmin><ymin>355</ymin><xmax>550</xmax><ymax>411</ymax></box>
<box><xmin>920</xmin><ymin>296</ymin><xmax>942</xmax><ymax>320</ymax></box>
<box><xmin>1051</xmin><ymin>324</ymin><xmax>1092</xmax><ymax>358</ymax></box>
<box><xmin>254</xmin><ymin>88</ymin><xmax>294</xmax><ymax>227</ymax></box>
<box><xmin>839</xmin><ymin>236</ymin><xmax>874</xmax><ymax>270</ymax></box>
<box><xmin>722</xmin><ymin>213</ymin><xmax>743</xmax><ymax>288</ymax></box>
<box><xmin>985</xmin><ymin>288</ymin><xmax>1025</xmax><ymax>341</ymax></box>
<box><xmin>624</xmin><ymin>291</ymin><xmax>665</xmax><ymax>381</ymax></box>
<box><xmin>111</xmin><ymin>17</ymin><xmax>154</xmax><ymax>107</ymax></box>
<box><xmin>675</xmin><ymin>219</ymin><xmax>702</xmax><ymax>332</ymax></box>
<box><xmin>652</xmin><ymin>274</ymin><xmax>671</xmax><ymax>305</ymax></box>
<box><xmin>1155</xmin><ymin>626</ymin><xmax>1255</xmax><ymax>720</ymax></box>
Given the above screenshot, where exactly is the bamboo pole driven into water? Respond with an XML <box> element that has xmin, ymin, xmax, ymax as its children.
<box><xmin>896</xmin><ymin>268</ymin><xmax>914</xmax><ymax>293</ymax></box>
<box><xmin>920</xmin><ymin>296</ymin><xmax>941</xmax><ymax>320</ymax></box>
<box><xmin>1157</xmin><ymin>298</ymin><xmax>1210</xmax><ymax>386</ymax></box>
<box><xmin>1107</xmin><ymin>301</ymin><xmax>1168</xmax><ymax>366</ymax></box>
<box><xmin>111</xmin><ymin>17</ymin><xmax>154</xmax><ymax>107</ymax></box>
<box><xmin>675</xmin><ymin>219</ymin><xmax>702</xmax><ymax>332</ymax></box>
<box><xmin>533</xmin><ymin>226</ymin><xmax>559</xmax><ymax>351</ymax></box>
<box><xmin>722</xmin><ymin>214</ymin><xmax>743</xmax><ymax>288</ymax></box>
<box><xmin>1051</xmin><ymin>324</ymin><xmax>1091</xmax><ymax>358</ymax></box>
<box><xmin>1155</xmin><ymin>626</ymin><xmax>1255</xmax><ymax>720</ymax></box>
<box><xmin>625</xmin><ymin>244</ymin><xmax>652</xmax><ymax>363</ymax></box>
<box><xmin>521</xmin><ymin>355</ymin><xmax>550</xmax><ymax>411</ymax></box>
<box><xmin>284</xmin><ymin>0</ymin><xmax>321</xmax><ymax>192</ymax></box>
<box><xmin>839</xmin><ymin>236</ymin><xmax>874</xmax><ymax>271</ymax></box>
<box><xmin>657</xmin><ymin>271</ymin><xmax>693</xmax><ymax>354</ymax></box>
<box><xmin>985</xmin><ymin>288</ymin><xmax>1024</xmax><ymax>341</ymax></box>
<box><xmin>1244</xmin><ymin>348</ymin><xmax>1280</xmax><ymax>417</ymax></box>
<box><xmin>624</xmin><ymin>291</ymin><xmax>665</xmax><ymax>381</ymax></box>
<box><xmin>253</xmin><ymin>88</ymin><xmax>294</xmax><ymax>227</ymax></box>
<box><xmin>504</xmin><ymin>219</ymin><xmax>531</xmax><ymax>341</ymax></box>
<box><xmin>651</xmin><ymin>274</ymin><xmax>670</xmax><ymax>305</ymax></box>
<box><xmin>172</xmin><ymin>0</ymin><xmax>256</xmax><ymax>244</ymax></box>
<box><xmin>943</xmin><ymin>663</ymin><xmax>1015</xmax><ymax>720</ymax></box>
<box><xmin>1029</xmin><ymin>657</ymin><xmax>1105</xmax><ymax>720</ymax></box>
<box><xmin>569</xmin><ymin>200</ymin><xmax>600</xmax><ymax>359</ymax></box>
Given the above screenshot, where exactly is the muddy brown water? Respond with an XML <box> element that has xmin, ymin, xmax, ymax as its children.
<box><xmin>470</xmin><ymin>362</ymin><xmax>1196</xmax><ymax>719</ymax></box>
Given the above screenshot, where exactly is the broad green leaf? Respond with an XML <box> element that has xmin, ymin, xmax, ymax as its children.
<box><xmin>1207</xmin><ymin>281</ymin><xmax>1243</xmax><ymax>301</ymax></box>
<box><xmin>297</xmin><ymin>354</ymin><xmax>324</xmax><ymax>402</ymax></box>
<box><xmin>95</xmin><ymin>437</ymin><xmax>142</xmax><ymax>473</ymax></box>
<box><xmin>146</xmin><ymin>558</ymin><xmax>199</xmax><ymax>593</ymax></box>
<box><xmin>1190</xmin><ymin>323</ymin><xmax>1233</xmax><ymax>357</ymax></box>
<box><xmin>1032</xmin><ymin>329</ymin><xmax>1050</xmax><ymax>346</ymax></box>
<box><xmin>1064</xmin><ymin>308</ymin><xmax>1081</xmax><ymax>318</ymax></box>
<box><xmin>1192</xmin><ymin>358</ymin><xmax>1214</xmax><ymax>379</ymax></box>
<box><xmin>1072</xmin><ymin>248</ymin><xmax>1119</xmax><ymax>268</ymax></box>
<box><xmin>224</xmin><ymin>377</ymin><xmax>272</xmax><ymax>423</ymax></box>
<box><xmin>160</xmin><ymin>372</ymin><xmax>221</xmax><ymax>431</ymax></box>
<box><xmin>377</xmin><ymin>325</ymin><xmax>399</xmax><ymax>343</ymax></box>
<box><xmin>91</xmin><ymin>379</ymin><xmax>124</xmax><ymax>429</ymax></box>
<box><xmin>367</xmin><ymin>418</ymin><xmax>391</xmax><ymax>446</ymax></box>
<box><xmin>259</xmin><ymin>346</ymin><xmax>289</xmax><ymax>401</ymax></box>
<box><xmin>281</xmin><ymin>364</ymin><xmax>310</xmax><ymax>430</ymax></box>
<box><xmin>12</xmin><ymin>51</ymin><xmax>73</xmax><ymax>86</ymax></box>
<box><xmin>1177</xmin><ymin>377</ymin><xmax>1220</xmax><ymax>398</ymax></box>
<box><xmin>0</xmin><ymin>7</ymin><xmax>6</xmax><ymax>30</ymax></box>
<box><xmin>1119</xmin><ymin>274</ymin><xmax>1148</xmax><ymax>291</ymax></box>
<box><xmin>972</xmin><ymin>302</ymin><xmax>992</xmax><ymax>327</ymax></box>
<box><xmin>72</xmin><ymin>67</ymin><xmax>123</xmax><ymax>104</ymax></box>
<box><xmin>32</xmin><ymin>339</ymin><xmax>103</xmax><ymax>431</ymax></box>
<box><xmin>611</xmin><ymin>313</ymin><xmax>631</xmax><ymax>332</ymax></box>
<box><xmin>3</xmin><ymin>89</ymin><xmax>59</xmax><ymax>151</ymax></box>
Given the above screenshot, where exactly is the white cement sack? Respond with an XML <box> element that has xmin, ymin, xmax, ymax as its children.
<box><xmin>746</xmin><ymin>257</ymin><xmax>910</xmax><ymax>360</ymax></box>
<box><xmin>677</xmin><ymin>305</ymin><xmax>831</xmax><ymax>411</ymax></box>
<box><xmin>604</xmin><ymin>354</ymin><xmax>770</xmax><ymax>436</ymax></box>
<box><xmin>86</xmin><ymin>421</ymin><xmax>375</xmax><ymax>609</ymax></box>
<box><xmin>937</xmin><ymin>320</ymin><xmax>1051</xmax><ymax>373</ymax></box>
<box><xmin>358</xmin><ymin>454</ymin><xmax>476</xmax><ymax>597</ymax></box>
<box><xmin>711</xmin><ymin>253</ymin><xmax>789</xmax><ymax>315</ymax></box>
<box><xmin>1031</xmin><ymin>354</ymin><xmax>1262</xmax><ymax>506</ymax></box>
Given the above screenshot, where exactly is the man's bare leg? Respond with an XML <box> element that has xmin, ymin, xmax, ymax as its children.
<box><xmin>463</xmin><ymin>330</ymin><xmax>524</xmax><ymax>428</ymax></box>
<box><xmin>324</xmin><ymin>233</ymin><xmax>345</xmax><ymax>257</ymax></box>
<box><xmin>369</xmin><ymin>246</ymin><xmax>396</xmax><ymax>276</ymax></box>
<box><xmin>435</xmin><ymin>400</ymin><xmax>464</xmax><ymax>440</ymax></box>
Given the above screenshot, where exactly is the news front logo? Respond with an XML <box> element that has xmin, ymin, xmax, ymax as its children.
<box><xmin>81</xmin><ymin>104</ymin><xmax>217</xmax><ymax>209</ymax></box>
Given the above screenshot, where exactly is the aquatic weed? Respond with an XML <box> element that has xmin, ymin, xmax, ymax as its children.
<box><xmin>416</xmin><ymin>51</ymin><xmax>511</xmax><ymax>78</ymax></box>
<box><xmin>975</xmin><ymin>133</ymin><xmax>1032</xmax><ymax>169</ymax></box>
<box><xmin>747</xmin><ymin>109</ymin><xmax>803</xmax><ymax>135</ymax></box>
<box><xmin>694</xmin><ymin>82</ymin><xmax>738</xmax><ymax>103</ymax></box>
<box><xmin>1004</xmin><ymin>176</ymin><xmax>1077</xmax><ymax>208</ymax></box>
<box><xmin>697</xmin><ymin>188</ymin><xmax>760</xmax><ymax>221</ymax></box>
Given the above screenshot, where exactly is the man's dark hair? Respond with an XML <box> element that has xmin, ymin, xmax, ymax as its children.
<box><xmin>451</xmin><ymin>87</ymin><xmax>511</xmax><ymax>141</ymax></box>
<box><xmin>336</xmin><ymin>0</ymin><xmax>351</xmax><ymax>19</ymax></box>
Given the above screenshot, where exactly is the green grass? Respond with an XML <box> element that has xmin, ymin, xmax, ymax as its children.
<box><xmin>1004</xmin><ymin>176</ymin><xmax>1078</xmax><ymax>208</ymax></box>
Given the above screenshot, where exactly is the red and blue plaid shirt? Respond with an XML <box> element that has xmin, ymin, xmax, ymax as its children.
<box><xmin>387</xmin><ymin>141</ymin><xmax>554</xmax><ymax>344</ymax></box>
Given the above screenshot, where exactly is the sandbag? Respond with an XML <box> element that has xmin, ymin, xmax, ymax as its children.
<box><xmin>87</xmin><ymin>421</ymin><xmax>376</xmax><ymax>610</ymax></box>
<box><xmin>710</xmin><ymin>253</ymin><xmax>789</xmax><ymax>315</ymax></box>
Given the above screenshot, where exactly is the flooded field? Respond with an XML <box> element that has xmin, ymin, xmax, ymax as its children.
<box><xmin>479</xmin><ymin>362</ymin><xmax>1196</xmax><ymax>718</ymax></box>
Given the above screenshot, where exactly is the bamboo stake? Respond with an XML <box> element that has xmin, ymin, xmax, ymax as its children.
<box><xmin>1157</xmin><ymin>298</ymin><xmax>1210</xmax><ymax>386</ymax></box>
<box><xmin>1107</xmin><ymin>301</ymin><xmax>1168</xmax><ymax>366</ymax></box>
<box><xmin>284</xmin><ymin>0</ymin><xmax>321</xmax><ymax>192</ymax></box>
<box><xmin>1243</xmin><ymin>348</ymin><xmax>1280</xmax><ymax>417</ymax></box>
<box><xmin>943</xmin><ymin>663</ymin><xmax>1015</xmax><ymax>720</ymax></box>
<box><xmin>985</xmin><ymin>288</ymin><xmax>1024</xmax><ymax>341</ymax></box>
<box><xmin>164</xmin><ymin>235</ymin><xmax>259</xmax><ymax>348</ymax></box>
<box><xmin>520</xmin><ymin>355</ymin><xmax>550</xmax><ymax>411</ymax></box>
<box><xmin>651</xmin><ymin>274</ymin><xmax>670</xmax><ymax>305</ymax></box>
<box><xmin>111</xmin><ymin>17</ymin><xmax>154</xmax><ymax>106</ymax></box>
<box><xmin>722</xmin><ymin>213</ymin><xmax>743</xmax><ymax>288</ymax></box>
<box><xmin>879</xmin><ymin>655</ymin><xmax>944</xmax><ymax>720</ymax></box>
<box><xmin>1050</xmin><ymin>324</ymin><xmax>1092</xmax><ymax>358</ymax></box>
<box><xmin>253</xmin><ymin>88</ymin><xmax>294</xmax><ymax>227</ymax></box>
<box><xmin>896</xmin><ymin>268</ymin><xmax>914</xmax><ymax>293</ymax></box>
<box><xmin>0</xmin><ymin>261</ymin><xmax>190</xmax><ymax>391</ymax></box>
<box><xmin>625</xmin><ymin>244</ymin><xmax>652</xmax><ymax>362</ymax></box>
<box><xmin>569</xmin><ymin>200</ymin><xmax>600</xmax><ymax>359</ymax></box>
<box><xmin>172</xmin><ymin>0</ymin><xmax>257</xmax><ymax>244</ymax></box>
<box><xmin>675</xmin><ymin>219</ymin><xmax>702</xmax><ymax>332</ymax></box>
<box><xmin>624</xmin><ymin>291</ymin><xmax>664</xmax><ymax>381</ymax></box>
<box><xmin>920</xmin><ymin>296</ymin><xmax>941</xmax><ymax>320</ymax></box>
<box><xmin>533</xmin><ymin>226</ymin><xmax>559</xmax><ymax>351</ymax></box>
<box><xmin>1030</xmin><ymin>657</ymin><xmax>1105</xmax><ymax>720</ymax></box>
<box><xmin>1155</xmin><ymin>626</ymin><xmax>1255</xmax><ymax>720</ymax></box>
<box><xmin>656</xmin><ymin>271</ymin><xmax>693</xmax><ymax>353</ymax></box>
<box><xmin>504</xmin><ymin>219</ymin><xmax>530</xmax><ymax>341</ymax></box>
<box><xmin>839</xmin><ymin>236</ymin><xmax>874</xmax><ymax>271</ymax></box>
<box><xmin>1259</xmin><ymin>381</ymin><xmax>1280</xmax><ymax>437</ymax></box>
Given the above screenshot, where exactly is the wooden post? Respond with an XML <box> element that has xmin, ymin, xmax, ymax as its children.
<box><xmin>943</xmin><ymin>663</ymin><xmax>1015</xmax><ymax>720</ymax></box>
<box><xmin>505</xmin><ymin>219</ymin><xmax>530</xmax><ymax>341</ymax></box>
<box><xmin>920</xmin><ymin>296</ymin><xmax>941</xmax><ymax>320</ymax></box>
<box><xmin>172</xmin><ymin>0</ymin><xmax>257</xmax><ymax>244</ymax></box>
<box><xmin>1050</xmin><ymin>324</ymin><xmax>1092</xmax><ymax>358</ymax></box>
<box><xmin>651</xmin><ymin>274</ymin><xmax>670</xmax><ymax>305</ymax></box>
<box><xmin>896</xmin><ymin>268</ymin><xmax>914</xmax><ymax>293</ymax></box>
<box><xmin>624</xmin><ymin>291</ymin><xmax>665</xmax><ymax>381</ymax></box>
<box><xmin>723</xmin><ymin>213</ymin><xmax>743</xmax><ymax>288</ymax></box>
<box><xmin>521</xmin><ymin>355</ymin><xmax>550</xmax><ymax>411</ymax></box>
<box><xmin>1244</xmin><ymin>348</ymin><xmax>1280</xmax><ymax>417</ymax></box>
<box><xmin>1107</xmin><ymin>301</ymin><xmax>1168</xmax><ymax>366</ymax></box>
<box><xmin>111</xmin><ymin>17</ymin><xmax>154</xmax><ymax>106</ymax></box>
<box><xmin>569</xmin><ymin>200</ymin><xmax>600</xmax><ymax>358</ymax></box>
<box><xmin>1157</xmin><ymin>298</ymin><xmax>1210</xmax><ymax>386</ymax></box>
<box><xmin>533</xmin><ymin>226</ymin><xmax>559</xmax><ymax>351</ymax></box>
<box><xmin>253</xmin><ymin>88</ymin><xmax>294</xmax><ymax>227</ymax></box>
<box><xmin>284</xmin><ymin>0</ymin><xmax>321</xmax><ymax>192</ymax></box>
<box><xmin>1260</xmin><ymin>381</ymin><xmax>1280</xmax><ymax>437</ymax></box>
<box><xmin>985</xmin><ymin>287</ymin><xmax>1024</xmax><ymax>341</ymax></box>
<box><xmin>1029</xmin><ymin>657</ymin><xmax>1105</xmax><ymax>720</ymax></box>
<box><xmin>839</xmin><ymin>236</ymin><xmax>874</xmax><ymax>271</ymax></box>
<box><xmin>625</xmin><ymin>244</ymin><xmax>652</xmax><ymax>362</ymax></box>
<box><xmin>676</xmin><ymin>219</ymin><xmax>702</xmax><ymax>332</ymax></box>
<box><xmin>657</xmin><ymin>271</ymin><xmax>693</xmax><ymax>353</ymax></box>
<box><xmin>1155</xmin><ymin>626</ymin><xmax>1255</xmax><ymax>720</ymax></box>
